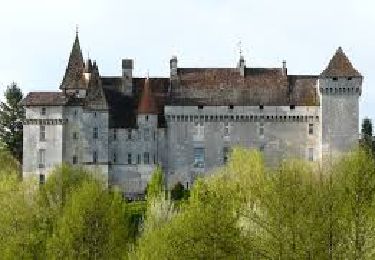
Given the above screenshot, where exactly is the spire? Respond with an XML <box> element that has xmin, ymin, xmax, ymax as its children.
<box><xmin>138</xmin><ymin>77</ymin><xmax>158</xmax><ymax>115</ymax></box>
<box><xmin>60</xmin><ymin>30</ymin><xmax>86</xmax><ymax>89</ymax></box>
<box><xmin>320</xmin><ymin>47</ymin><xmax>362</xmax><ymax>77</ymax></box>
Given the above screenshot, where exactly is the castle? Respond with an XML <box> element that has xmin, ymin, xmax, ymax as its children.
<box><xmin>22</xmin><ymin>33</ymin><xmax>363</xmax><ymax>197</ymax></box>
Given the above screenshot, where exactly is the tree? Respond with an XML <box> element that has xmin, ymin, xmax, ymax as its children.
<box><xmin>0</xmin><ymin>83</ymin><xmax>25</xmax><ymax>162</ymax></box>
<box><xmin>145</xmin><ymin>166</ymin><xmax>165</xmax><ymax>200</ymax></box>
<box><xmin>46</xmin><ymin>180</ymin><xmax>131</xmax><ymax>259</ymax></box>
<box><xmin>361</xmin><ymin>118</ymin><xmax>373</xmax><ymax>152</ymax></box>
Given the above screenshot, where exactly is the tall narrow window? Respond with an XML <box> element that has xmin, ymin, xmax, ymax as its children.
<box><xmin>309</xmin><ymin>124</ymin><xmax>314</xmax><ymax>135</ymax></box>
<box><xmin>223</xmin><ymin>147</ymin><xmax>229</xmax><ymax>164</ymax></box>
<box><xmin>72</xmin><ymin>132</ymin><xmax>78</xmax><ymax>140</ymax></box>
<box><xmin>40</xmin><ymin>125</ymin><xmax>46</xmax><ymax>141</ymax></box>
<box><xmin>144</xmin><ymin>152</ymin><xmax>149</xmax><ymax>164</ymax></box>
<box><xmin>260</xmin><ymin>144</ymin><xmax>265</xmax><ymax>152</ymax></box>
<box><xmin>224</xmin><ymin>122</ymin><xmax>230</xmax><ymax>137</ymax></box>
<box><xmin>144</xmin><ymin>128</ymin><xmax>150</xmax><ymax>141</ymax></box>
<box><xmin>93</xmin><ymin>127</ymin><xmax>98</xmax><ymax>139</ymax></box>
<box><xmin>308</xmin><ymin>148</ymin><xmax>314</xmax><ymax>161</ymax></box>
<box><xmin>39</xmin><ymin>174</ymin><xmax>45</xmax><ymax>185</ymax></box>
<box><xmin>113</xmin><ymin>129</ymin><xmax>117</xmax><ymax>140</ymax></box>
<box><xmin>127</xmin><ymin>129</ymin><xmax>132</xmax><ymax>140</ymax></box>
<box><xmin>128</xmin><ymin>153</ymin><xmax>132</xmax><ymax>164</ymax></box>
<box><xmin>38</xmin><ymin>149</ymin><xmax>46</xmax><ymax>168</ymax></box>
<box><xmin>194</xmin><ymin>148</ymin><xmax>205</xmax><ymax>168</ymax></box>
<box><xmin>153</xmin><ymin>154</ymin><xmax>157</xmax><ymax>164</ymax></box>
<box><xmin>41</xmin><ymin>107</ymin><xmax>46</xmax><ymax>116</ymax></box>
<box><xmin>113</xmin><ymin>153</ymin><xmax>117</xmax><ymax>163</ymax></box>
<box><xmin>259</xmin><ymin>122</ymin><xmax>264</xmax><ymax>136</ymax></box>
<box><xmin>73</xmin><ymin>155</ymin><xmax>78</xmax><ymax>165</ymax></box>
<box><xmin>93</xmin><ymin>151</ymin><xmax>98</xmax><ymax>164</ymax></box>
<box><xmin>137</xmin><ymin>154</ymin><xmax>141</xmax><ymax>164</ymax></box>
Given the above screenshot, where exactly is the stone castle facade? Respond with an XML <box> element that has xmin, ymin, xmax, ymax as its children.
<box><xmin>22</xmin><ymin>33</ymin><xmax>363</xmax><ymax>197</ymax></box>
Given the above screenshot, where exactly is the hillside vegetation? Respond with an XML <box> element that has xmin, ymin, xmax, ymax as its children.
<box><xmin>1</xmin><ymin>147</ymin><xmax>375</xmax><ymax>259</ymax></box>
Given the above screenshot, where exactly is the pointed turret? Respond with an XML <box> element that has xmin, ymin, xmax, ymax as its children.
<box><xmin>60</xmin><ymin>31</ymin><xmax>87</xmax><ymax>90</ymax></box>
<box><xmin>321</xmin><ymin>47</ymin><xmax>362</xmax><ymax>78</ymax></box>
<box><xmin>138</xmin><ymin>78</ymin><xmax>158</xmax><ymax>115</ymax></box>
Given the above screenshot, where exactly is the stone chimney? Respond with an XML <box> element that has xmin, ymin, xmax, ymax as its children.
<box><xmin>237</xmin><ymin>55</ymin><xmax>246</xmax><ymax>77</ymax></box>
<box><xmin>282</xmin><ymin>60</ymin><xmax>287</xmax><ymax>76</ymax></box>
<box><xmin>170</xmin><ymin>56</ymin><xmax>178</xmax><ymax>80</ymax></box>
<box><xmin>122</xmin><ymin>59</ymin><xmax>133</xmax><ymax>95</ymax></box>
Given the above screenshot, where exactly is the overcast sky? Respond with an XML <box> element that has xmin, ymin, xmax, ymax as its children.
<box><xmin>0</xmin><ymin>0</ymin><xmax>373</xmax><ymax>121</ymax></box>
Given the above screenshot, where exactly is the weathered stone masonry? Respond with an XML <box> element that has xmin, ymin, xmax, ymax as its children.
<box><xmin>22</xmin><ymin>33</ymin><xmax>363</xmax><ymax>197</ymax></box>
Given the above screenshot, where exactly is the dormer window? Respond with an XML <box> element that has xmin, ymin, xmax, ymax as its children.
<box><xmin>198</xmin><ymin>105</ymin><xmax>204</xmax><ymax>110</ymax></box>
<box><xmin>333</xmin><ymin>77</ymin><xmax>338</xmax><ymax>81</ymax></box>
<box><xmin>290</xmin><ymin>105</ymin><xmax>295</xmax><ymax>110</ymax></box>
<box><xmin>259</xmin><ymin>105</ymin><xmax>264</xmax><ymax>110</ymax></box>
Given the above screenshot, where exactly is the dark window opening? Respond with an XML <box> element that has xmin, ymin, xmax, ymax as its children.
<box><xmin>290</xmin><ymin>105</ymin><xmax>295</xmax><ymax>110</ymax></box>
<box><xmin>73</xmin><ymin>155</ymin><xmax>78</xmax><ymax>165</ymax></box>
<box><xmin>41</xmin><ymin>107</ymin><xmax>46</xmax><ymax>116</ymax></box>
<box><xmin>93</xmin><ymin>151</ymin><xmax>98</xmax><ymax>164</ymax></box>
<box><xmin>348</xmin><ymin>77</ymin><xmax>352</xmax><ymax>81</ymax></box>
<box><xmin>137</xmin><ymin>154</ymin><xmax>141</xmax><ymax>164</ymax></box>
<box><xmin>333</xmin><ymin>77</ymin><xmax>338</xmax><ymax>81</ymax></box>
<box><xmin>93</xmin><ymin>127</ymin><xmax>98</xmax><ymax>139</ymax></box>
<box><xmin>198</xmin><ymin>105</ymin><xmax>204</xmax><ymax>109</ymax></box>
<box><xmin>146</xmin><ymin>115</ymin><xmax>149</xmax><ymax>121</ymax></box>
<box><xmin>39</xmin><ymin>174</ymin><xmax>45</xmax><ymax>185</ymax></box>
<box><xmin>228</xmin><ymin>105</ymin><xmax>234</xmax><ymax>109</ymax></box>
<box><xmin>259</xmin><ymin>105</ymin><xmax>264</xmax><ymax>110</ymax></box>
<box><xmin>127</xmin><ymin>153</ymin><xmax>132</xmax><ymax>164</ymax></box>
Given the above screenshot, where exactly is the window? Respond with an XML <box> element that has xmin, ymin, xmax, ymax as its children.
<box><xmin>113</xmin><ymin>129</ymin><xmax>117</xmax><ymax>140</ymax></box>
<box><xmin>224</xmin><ymin>122</ymin><xmax>230</xmax><ymax>136</ymax></box>
<box><xmin>127</xmin><ymin>129</ymin><xmax>131</xmax><ymax>140</ymax></box>
<box><xmin>38</xmin><ymin>149</ymin><xmax>46</xmax><ymax>168</ymax></box>
<box><xmin>40</xmin><ymin>125</ymin><xmax>46</xmax><ymax>141</ymax></box>
<box><xmin>144</xmin><ymin>128</ymin><xmax>150</xmax><ymax>141</ymax></box>
<box><xmin>290</xmin><ymin>105</ymin><xmax>295</xmax><ymax>110</ymax></box>
<box><xmin>223</xmin><ymin>147</ymin><xmax>229</xmax><ymax>164</ymax></box>
<box><xmin>146</xmin><ymin>115</ymin><xmax>149</xmax><ymax>121</ymax></box>
<box><xmin>93</xmin><ymin>127</ymin><xmax>98</xmax><ymax>139</ymax></box>
<box><xmin>308</xmin><ymin>148</ymin><xmax>314</xmax><ymax>161</ymax></box>
<box><xmin>309</xmin><ymin>124</ymin><xmax>314</xmax><ymax>135</ymax></box>
<box><xmin>194</xmin><ymin>148</ymin><xmax>205</xmax><ymax>168</ymax></box>
<box><xmin>73</xmin><ymin>155</ymin><xmax>78</xmax><ymax>165</ymax></box>
<box><xmin>137</xmin><ymin>154</ymin><xmax>141</xmax><ymax>164</ymax></box>
<box><xmin>333</xmin><ymin>77</ymin><xmax>338</xmax><ymax>81</ymax></box>
<box><xmin>113</xmin><ymin>153</ymin><xmax>117</xmax><ymax>163</ymax></box>
<box><xmin>144</xmin><ymin>152</ymin><xmax>149</xmax><ymax>164</ymax></box>
<box><xmin>74</xmin><ymin>110</ymin><xmax>78</xmax><ymax>117</ymax></box>
<box><xmin>260</xmin><ymin>144</ymin><xmax>265</xmax><ymax>152</ymax></box>
<box><xmin>228</xmin><ymin>105</ymin><xmax>234</xmax><ymax>109</ymax></box>
<box><xmin>259</xmin><ymin>122</ymin><xmax>264</xmax><ymax>136</ymax></box>
<box><xmin>154</xmin><ymin>154</ymin><xmax>157</xmax><ymax>164</ymax></box>
<box><xmin>39</xmin><ymin>174</ymin><xmax>45</xmax><ymax>185</ymax></box>
<box><xmin>128</xmin><ymin>153</ymin><xmax>132</xmax><ymax>164</ymax></box>
<box><xmin>73</xmin><ymin>132</ymin><xmax>78</xmax><ymax>140</ymax></box>
<box><xmin>198</xmin><ymin>105</ymin><xmax>204</xmax><ymax>109</ymax></box>
<box><xmin>259</xmin><ymin>105</ymin><xmax>264</xmax><ymax>110</ymax></box>
<box><xmin>93</xmin><ymin>151</ymin><xmax>98</xmax><ymax>164</ymax></box>
<box><xmin>195</xmin><ymin>121</ymin><xmax>204</xmax><ymax>137</ymax></box>
<box><xmin>41</xmin><ymin>107</ymin><xmax>46</xmax><ymax>116</ymax></box>
<box><xmin>94</xmin><ymin>112</ymin><xmax>97</xmax><ymax>118</ymax></box>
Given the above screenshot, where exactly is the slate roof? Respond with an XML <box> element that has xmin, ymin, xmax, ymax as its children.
<box><xmin>60</xmin><ymin>33</ymin><xmax>87</xmax><ymax>90</ymax></box>
<box><xmin>321</xmin><ymin>47</ymin><xmax>362</xmax><ymax>77</ymax></box>
<box><xmin>168</xmin><ymin>67</ymin><xmax>318</xmax><ymax>106</ymax></box>
<box><xmin>22</xmin><ymin>92</ymin><xmax>66</xmax><ymax>106</ymax></box>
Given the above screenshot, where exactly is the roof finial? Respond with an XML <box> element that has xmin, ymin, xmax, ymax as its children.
<box><xmin>237</xmin><ymin>39</ymin><xmax>243</xmax><ymax>57</ymax></box>
<box><xmin>76</xmin><ymin>24</ymin><xmax>79</xmax><ymax>36</ymax></box>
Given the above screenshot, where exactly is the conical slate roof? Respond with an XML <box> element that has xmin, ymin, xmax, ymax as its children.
<box><xmin>138</xmin><ymin>78</ymin><xmax>158</xmax><ymax>114</ymax></box>
<box><xmin>60</xmin><ymin>32</ymin><xmax>87</xmax><ymax>89</ymax></box>
<box><xmin>320</xmin><ymin>47</ymin><xmax>361</xmax><ymax>77</ymax></box>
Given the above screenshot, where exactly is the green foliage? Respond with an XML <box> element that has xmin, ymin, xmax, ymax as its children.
<box><xmin>361</xmin><ymin>118</ymin><xmax>374</xmax><ymax>153</ymax></box>
<box><xmin>145</xmin><ymin>166</ymin><xmax>164</xmax><ymax>200</ymax></box>
<box><xmin>0</xmin><ymin>147</ymin><xmax>20</xmax><ymax>178</ymax></box>
<box><xmin>46</xmin><ymin>181</ymin><xmax>130</xmax><ymax>259</ymax></box>
<box><xmin>0</xmin><ymin>83</ymin><xmax>25</xmax><ymax>162</ymax></box>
